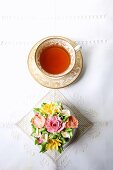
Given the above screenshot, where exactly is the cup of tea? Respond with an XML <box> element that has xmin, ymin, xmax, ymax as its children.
<box><xmin>31</xmin><ymin>36</ymin><xmax>81</xmax><ymax>78</ymax></box>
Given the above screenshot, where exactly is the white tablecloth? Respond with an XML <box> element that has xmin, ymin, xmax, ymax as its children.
<box><xmin>0</xmin><ymin>0</ymin><xmax>113</xmax><ymax>170</ymax></box>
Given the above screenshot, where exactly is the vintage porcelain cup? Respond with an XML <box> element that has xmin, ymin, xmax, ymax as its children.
<box><xmin>34</xmin><ymin>36</ymin><xmax>81</xmax><ymax>78</ymax></box>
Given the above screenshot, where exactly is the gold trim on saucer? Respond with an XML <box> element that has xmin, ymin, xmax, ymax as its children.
<box><xmin>28</xmin><ymin>36</ymin><xmax>83</xmax><ymax>88</ymax></box>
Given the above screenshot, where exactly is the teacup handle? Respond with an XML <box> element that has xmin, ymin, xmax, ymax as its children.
<box><xmin>74</xmin><ymin>44</ymin><xmax>82</xmax><ymax>52</ymax></box>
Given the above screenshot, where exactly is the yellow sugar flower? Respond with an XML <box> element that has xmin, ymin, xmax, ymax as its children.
<box><xmin>41</xmin><ymin>102</ymin><xmax>61</xmax><ymax>115</ymax></box>
<box><xmin>46</xmin><ymin>139</ymin><xmax>62</xmax><ymax>150</ymax></box>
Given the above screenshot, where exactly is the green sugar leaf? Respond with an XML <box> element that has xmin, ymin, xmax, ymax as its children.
<box><xmin>65</xmin><ymin>128</ymin><xmax>73</xmax><ymax>132</ymax></box>
<box><xmin>62</xmin><ymin>115</ymin><xmax>69</xmax><ymax>122</ymax></box>
<box><xmin>41</xmin><ymin>103</ymin><xmax>47</xmax><ymax>107</ymax></box>
<box><xmin>60</xmin><ymin>137</ymin><xmax>67</xmax><ymax>145</ymax></box>
<box><xmin>31</xmin><ymin>124</ymin><xmax>36</xmax><ymax>132</ymax></box>
<box><xmin>58</xmin><ymin>146</ymin><xmax>63</xmax><ymax>153</ymax></box>
<box><xmin>33</xmin><ymin>108</ymin><xmax>40</xmax><ymax>113</ymax></box>
<box><xmin>69</xmin><ymin>131</ymin><xmax>73</xmax><ymax>138</ymax></box>
<box><xmin>49</xmin><ymin>132</ymin><xmax>61</xmax><ymax>139</ymax></box>
<box><xmin>34</xmin><ymin>139</ymin><xmax>38</xmax><ymax>145</ymax></box>
<box><xmin>39</xmin><ymin>128</ymin><xmax>47</xmax><ymax>134</ymax></box>
<box><xmin>39</xmin><ymin>112</ymin><xmax>48</xmax><ymax>118</ymax></box>
<box><xmin>40</xmin><ymin>142</ymin><xmax>47</xmax><ymax>153</ymax></box>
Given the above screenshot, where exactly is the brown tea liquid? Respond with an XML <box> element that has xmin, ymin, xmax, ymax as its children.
<box><xmin>39</xmin><ymin>46</ymin><xmax>70</xmax><ymax>74</ymax></box>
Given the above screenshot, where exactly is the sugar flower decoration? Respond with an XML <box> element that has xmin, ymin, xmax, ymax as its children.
<box><xmin>31</xmin><ymin>102</ymin><xmax>78</xmax><ymax>153</ymax></box>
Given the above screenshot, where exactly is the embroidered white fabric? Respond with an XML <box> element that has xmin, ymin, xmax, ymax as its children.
<box><xmin>0</xmin><ymin>0</ymin><xmax>113</xmax><ymax>170</ymax></box>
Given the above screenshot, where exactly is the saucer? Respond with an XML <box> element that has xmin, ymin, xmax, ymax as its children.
<box><xmin>28</xmin><ymin>36</ymin><xmax>83</xmax><ymax>88</ymax></box>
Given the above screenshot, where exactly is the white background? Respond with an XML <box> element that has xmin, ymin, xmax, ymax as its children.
<box><xmin>0</xmin><ymin>0</ymin><xmax>113</xmax><ymax>170</ymax></box>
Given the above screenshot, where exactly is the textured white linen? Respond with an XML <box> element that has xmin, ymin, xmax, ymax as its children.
<box><xmin>0</xmin><ymin>0</ymin><xmax>113</xmax><ymax>170</ymax></box>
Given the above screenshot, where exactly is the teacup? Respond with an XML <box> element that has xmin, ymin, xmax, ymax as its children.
<box><xmin>35</xmin><ymin>36</ymin><xmax>81</xmax><ymax>78</ymax></box>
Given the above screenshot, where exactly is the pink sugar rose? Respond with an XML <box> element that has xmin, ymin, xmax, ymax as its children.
<box><xmin>32</xmin><ymin>114</ymin><xmax>45</xmax><ymax>128</ymax></box>
<box><xmin>45</xmin><ymin>116</ymin><xmax>65</xmax><ymax>133</ymax></box>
